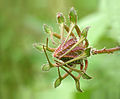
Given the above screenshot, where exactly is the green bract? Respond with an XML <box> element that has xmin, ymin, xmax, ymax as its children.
<box><xmin>44</xmin><ymin>24</ymin><xmax>52</xmax><ymax>34</ymax></box>
<box><xmin>57</xmin><ymin>13</ymin><xmax>65</xmax><ymax>24</ymax></box>
<box><xmin>69</xmin><ymin>7</ymin><xmax>77</xmax><ymax>24</ymax></box>
<box><xmin>54</xmin><ymin>78</ymin><xmax>62</xmax><ymax>88</ymax></box>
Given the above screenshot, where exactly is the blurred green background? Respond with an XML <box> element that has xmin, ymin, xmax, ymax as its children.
<box><xmin>0</xmin><ymin>0</ymin><xmax>120</xmax><ymax>99</ymax></box>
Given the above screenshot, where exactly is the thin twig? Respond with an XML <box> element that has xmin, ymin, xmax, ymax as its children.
<box><xmin>92</xmin><ymin>47</ymin><xmax>120</xmax><ymax>55</ymax></box>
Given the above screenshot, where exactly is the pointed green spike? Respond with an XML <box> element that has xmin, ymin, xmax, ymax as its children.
<box><xmin>81</xmin><ymin>26</ymin><xmax>90</xmax><ymax>38</ymax></box>
<box><xmin>75</xmin><ymin>80</ymin><xmax>83</xmax><ymax>92</ymax></box>
<box><xmin>43</xmin><ymin>24</ymin><xmax>52</xmax><ymax>34</ymax></box>
<box><xmin>57</xmin><ymin>13</ymin><xmax>65</xmax><ymax>24</ymax></box>
<box><xmin>69</xmin><ymin>7</ymin><xmax>77</xmax><ymax>24</ymax></box>
<box><xmin>54</xmin><ymin>78</ymin><xmax>62</xmax><ymax>88</ymax></box>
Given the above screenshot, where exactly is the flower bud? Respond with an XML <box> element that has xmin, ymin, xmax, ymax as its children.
<box><xmin>42</xmin><ymin>64</ymin><xmax>51</xmax><ymax>71</ymax></box>
<box><xmin>57</xmin><ymin>13</ymin><xmax>65</xmax><ymax>24</ymax></box>
<box><xmin>54</xmin><ymin>78</ymin><xmax>61</xmax><ymax>88</ymax></box>
<box><xmin>81</xmin><ymin>26</ymin><xmax>90</xmax><ymax>38</ymax></box>
<box><xmin>43</xmin><ymin>24</ymin><xmax>52</xmax><ymax>34</ymax></box>
<box><xmin>75</xmin><ymin>80</ymin><xmax>83</xmax><ymax>92</ymax></box>
<box><xmin>69</xmin><ymin>7</ymin><xmax>77</xmax><ymax>24</ymax></box>
<box><xmin>33</xmin><ymin>43</ymin><xmax>43</xmax><ymax>52</ymax></box>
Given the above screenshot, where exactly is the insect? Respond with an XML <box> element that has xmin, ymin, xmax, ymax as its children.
<box><xmin>34</xmin><ymin>7</ymin><xmax>120</xmax><ymax>92</ymax></box>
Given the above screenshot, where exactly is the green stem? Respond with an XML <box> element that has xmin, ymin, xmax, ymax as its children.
<box><xmin>62</xmin><ymin>23</ymin><xmax>75</xmax><ymax>46</ymax></box>
<box><xmin>61</xmin><ymin>66</ymin><xmax>77</xmax><ymax>81</ymax></box>
<box><xmin>60</xmin><ymin>23</ymin><xmax>64</xmax><ymax>42</ymax></box>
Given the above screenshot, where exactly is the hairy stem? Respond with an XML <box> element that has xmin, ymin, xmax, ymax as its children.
<box><xmin>92</xmin><ymin>47</ymin><xmax>120</xmax><ymax>55</ymax></box>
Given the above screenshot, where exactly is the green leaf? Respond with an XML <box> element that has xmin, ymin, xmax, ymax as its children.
<box><xmin>57</xmin><ymin>13</ymin><xmax>65</xmax><ymax>24</ymax></box>
<box><xmin>54</xmin><ymin>78</ymin><xmax>62</xmax><ymax>88</ymax></box>
<box><xmin>69</xmin><ymin>7</ymin><xmax>77</xmax><ymax>24</ymax></box>
<box><xmin>75</xmin><ymin>80</ymin><xmax>83</xmax><ymax>92</ymax></box>
<box><xmin>41</xmin><ymin>64</ymin><xmax>51</xmax><ymax>71</ymax></box>
<box><xmin>43</xmin><ymin>24</ymin><xmax>52</xmax><ymax>34</ymax></box>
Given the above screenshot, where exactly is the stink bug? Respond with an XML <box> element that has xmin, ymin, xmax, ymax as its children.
<box><xmin>34</xmin><ymin>7</ymin><xmax>120</xmax><ymax>92</ymax></box>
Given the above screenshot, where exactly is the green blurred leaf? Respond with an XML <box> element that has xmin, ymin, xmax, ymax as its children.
<box><xmin>78</xmin><ymin>13</ymin><xmax>109</xmax><ymax>46</ymax></box>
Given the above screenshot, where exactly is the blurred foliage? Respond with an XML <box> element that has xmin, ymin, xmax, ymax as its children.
<box><xmin>0</xmin><ymin>0</ymin><xmax>120</xmax><ymax>99</ymax></box>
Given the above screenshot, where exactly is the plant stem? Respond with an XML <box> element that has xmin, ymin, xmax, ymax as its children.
<box><xmin>64</xmin><ymin>24</ymin><xmax>76</xmax><ymax>38</ymax></box>
<box><xmin>61</xmin><ymin>69</ymin><xmax>72</xmax><ymax>80</ymax></box>
<box><xmin>60</xmin><ymin>23</ymin><xmax>64</xmax><ymax>42</ymax></box>
<box><xmin>53</xmin><ymin>33</ymin><xmax>61</xmax><ymax>39</ymax></box>
<box><xmin>61</xmin><ymin>66</ymin><xmax>77</xmax><ymax>81</ymax></box>
<box><xmin>92</xmin><ymin>47</ymin><xmax>120</xmax><ymax>55</ymax></box>
<box><xmin>58</xmin><ymin>67</ymin><xmax>62</xmax><ymax>78</ymax></box>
